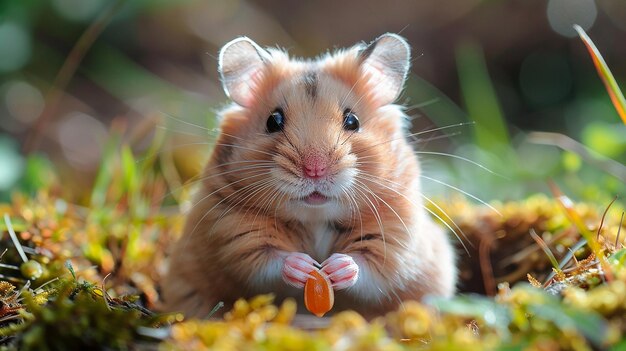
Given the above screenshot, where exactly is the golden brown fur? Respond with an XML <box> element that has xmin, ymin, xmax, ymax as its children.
<box><xmin>163</xmin><ymin>34</ymin><xmax>456</xmax><ymax>318</ymax></box>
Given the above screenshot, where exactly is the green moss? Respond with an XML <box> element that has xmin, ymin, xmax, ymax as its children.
<box><xmin>0</xmin><ymin>149</ymin><xmax>625</xmax><ymax>349</ymax></box>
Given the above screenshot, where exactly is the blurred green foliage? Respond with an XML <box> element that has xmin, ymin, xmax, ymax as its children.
<box><xmin>0</xmin><ymin>0</ymin><xmax>624</xmax><ymax>204</ymax></box>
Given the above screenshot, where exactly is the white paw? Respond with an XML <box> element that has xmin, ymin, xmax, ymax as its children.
<box><xmin>281</xmin><ymin>252</ymin><xmax>320</xmax><ymax>289</ymax></box>
<box><xmin>321</xmin><ymin>253</ymin><xmax>359</xmax><ymax>290</ymax></box>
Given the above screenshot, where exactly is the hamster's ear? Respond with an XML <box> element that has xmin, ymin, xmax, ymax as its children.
<box><xmin>358</xmin><ymin>33</ymin><xmax>411</xmax><ymax>106</ymax></box>
<box><xmin>218</xmin><ymin>37</ymin><xmax>270</xmax><ymax>107</ymax></box>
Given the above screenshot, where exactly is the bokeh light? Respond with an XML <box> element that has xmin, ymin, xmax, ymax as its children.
<box><xmin>4</xmin><ymin>80</ymin><xmax>45</xmax><ymax>130</ymax></box>
<box><xmin>56</xmin><ymin>112</ymin><xmax>107</xmax><ymax>170</ymax></box>
<box><xmin>547</xmin><ymin>0</ymin><xmax>597</xmax><ymax>37</ymax></box>
<box><xmin>519</xmin><ymin>52</ymin><xmax>573</xmax><ymax>108</ymax></box>
<box><xmin>0</xmin><ymin>22</ymin><xmax>31</xmax><ymax>73</ymax></box>
<box><xmin>51</xmin><ymin>0</ymin><xmax>106</xmax><ymax>22</ymax></box>
<box><xmin>0</xmin><ymin>136</ymin><xmax>24</xmax><ymax>191</ymax></box>
<box><xmin>582</xmin><ymin>122</ymin><xmax>626</xmax><ymax>158</ymax></box>
<box><xmin>564</xmin><ymin>99</ymin><xmax>618</xmax><ymax>136</ymax></box>
<box><xmin>599</xmin><ymin>1</ymin><xmax>626</xmax><ymax>31</ymax></box>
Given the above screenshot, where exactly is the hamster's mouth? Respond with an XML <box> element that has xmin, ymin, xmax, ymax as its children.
<box><xmin>302</xmin><ymin>191</ymin><xmax>329</xmax><ymax>206</ymax></box>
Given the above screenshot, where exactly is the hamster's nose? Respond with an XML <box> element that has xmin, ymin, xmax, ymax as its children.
<box><xmin>303</xmin><ymin>153</ymin><xmax>328</xmax><ymax>179</ymax></box>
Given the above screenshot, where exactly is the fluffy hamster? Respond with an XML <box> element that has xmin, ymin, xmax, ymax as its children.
<box><xmin>163</xmin><ymin>33</ymin><xmax>457</xmax><ymax>318</ymax></box>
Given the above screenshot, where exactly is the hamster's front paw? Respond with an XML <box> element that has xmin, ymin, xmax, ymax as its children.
<box><xmin>282</xmin><ymin>252</ymin><xmax>320</xmax><ymax>289</ymax></box>
<box><xmin>321</xmin><ymin>253</ymin><xmax>359</xmax><ymax>290</ymax></box>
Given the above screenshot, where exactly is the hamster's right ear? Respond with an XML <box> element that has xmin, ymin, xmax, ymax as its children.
<box><xmin>218</xmin><ymin>37</ymin><xmax>270</xmax><ymax>107</ymax></box>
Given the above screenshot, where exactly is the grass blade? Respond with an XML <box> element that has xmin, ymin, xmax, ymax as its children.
<box><xmin>456</xmin><ymin>41</ymin><xmax>511</xmax><ymax>153</ymax></box>
<box><xmin>529</xmin><ymin>228</ymin><xmax>559</xmax><ymax>270</ymax></box>
<box><xmin>574</xmin><ymin>25</ymin><xmax>626</xmax><ymax>125</ymax></box>
<box><xmin>4</xmin><ymin>214</ymin><xmax>28</xmax><ymax>263</ymax></box>
<box><xmin>548</xmin><ymin>181</ymin><xmax>614</xmax><ymax>282</ymax></box>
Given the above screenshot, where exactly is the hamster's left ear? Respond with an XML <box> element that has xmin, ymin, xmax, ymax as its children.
<box><xmin>218</xmin><ymin>37</ymin><xmax>270</xmax><ymax>107</ymax></box>
<box><xmin>358</xmin><ymin>33</ymin><xmax>411</xmax><ymax>106</ymax></box>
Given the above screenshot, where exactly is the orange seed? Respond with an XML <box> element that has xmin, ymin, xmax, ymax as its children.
<box><xmin>304</xmin><ymin>269</ymin><xmax>334</xmax><ymax>317</ymax></box>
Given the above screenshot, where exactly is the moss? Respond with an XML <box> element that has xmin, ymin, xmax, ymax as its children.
<box><xmin>1</xmin><ymin>157</ymin><xmax>625</xmax><ymax>349</ymax></box>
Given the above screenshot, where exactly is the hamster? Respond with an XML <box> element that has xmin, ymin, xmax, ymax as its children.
<box><xmin>163</xmin><ymin>33</ymin><xmax>457</xmax><ymax>318</ymax></box>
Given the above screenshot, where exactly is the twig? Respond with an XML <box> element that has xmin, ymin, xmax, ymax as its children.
<box><xmin>616</xmin><ymin>212</ymin><xmax>624</xmax><ymax>249</ymax></box>
<box><xmin>479</xmin><ymin>237</ymin><xmax>496</xmax><ymax>296</ymax></box>
<box><xmin>102</xmin><ymin>273</ymin><xmax>112</xmax><ymax>311</ymax></box>
<box><xmin>597</xmin><ymin>196</ymin><xmax>618</xmax><ymax>240</ymax></box>
<box><xmin>527</xmin><ymin>132</ymin><xmax>626</xmax><ymax>182</ymax></box>
<box><xmin>22</xmin><ymin>0</ymin><xmax>126</xmax><ymax>153</ymax></box>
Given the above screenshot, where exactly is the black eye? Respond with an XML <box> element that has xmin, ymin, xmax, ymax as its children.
<box><xmin>342</xmin><ymin>109</ymin><xmax>360</xmax><ymax>131</ymax></box>
<box><xmin>266</xmin><ymin>108</ymin><xmax>285</xmax><ymax>133</ymax></box>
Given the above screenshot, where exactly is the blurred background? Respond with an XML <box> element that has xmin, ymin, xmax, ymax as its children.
<box><xmin>0</xmin><ymin>0</ymin><xmax>625</xmax><ymax>204</ymax></box>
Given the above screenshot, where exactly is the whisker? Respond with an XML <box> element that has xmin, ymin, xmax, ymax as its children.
<box><xmin>355</xmin><ymin>173</ymin><xmax>472</xmax><ymax>254</ymax></box>
<box><xmin>186</xmin><ymin>171</ymin><xmax>273</xmax><ymax>234</ymax></box>
<box><xmin>340</xmin><ymin>125</ymin><xmax>359</xmax><ymax>146</ymax></box>
<box><xmin>335</xmin><ymin>77</ymin><xmax>365</xmax><ymax>144</ymax></box>
<box><xmin>419</xmin><ymin>175</ymin><xmax>501</xmax><ymax>216</ymax></box>
<box><xmin>339</xmin><ymin>73</ymin><xmax>365</xmax><ymax>110</ymax></box>
<box><xmin>212</xmin><ymin>143</ymin><xmax>278</xmax><ymax>158</ymax></box>
<box><xmin>408</xmin><ymin>122</ymin><xmax>474</xmax><ymax>138</ymax></box>
<box><xmin>158</xmin><ymin>163</ymin><xmax>275</xmax><ymax>202</ymax></box>
<box><xmin>135</xmin><ymin>141</ymin><xmax>212</xmax><ymax>164</ymax></box>
<box><xmin>349</xmin><ymin>89</ymin><xmax>369</xmax><ymax>114</ymax></box>
<box><xmin>265</xmin><ymin>167</ymin><xmax>297</xmax><ymax>238</ymax></box>
<box><xmin>157</xmin><ymin>122</ymin><xmax>254</xmax><ymax>144</ymax></box>
<box><xmin>268</xmin><ymin>193</ymin><xmax>282</xmax><ymax>243</ymax></box>
<box><xmin>414</xmin><ymin>151</ymin><xmax>505</xmax><ymax>178</ymax></box>
<box><xmin>216</xmin><ymin>175</ymin><xmax>279</xmax><ymax>223</ymax></box>
<box><xmin>336</xmin><ymin>74</ymin><xmax>369</xmax><ymax>147</ymax></box>
<box><xmin>228</xmin><ymin>179</ymin><xmax>281</xmax><ymax>236</ymax></box>
<box><xmin>407</xmin><ymin>131</ymin><xmax>463</xmax><ymax>145</ymax></box>
<box><xmin>403</xmin><ymin>98</ymin><xmax>441</xmax><ymax>111</ymax></box>
<box><xmin>156</xmin><ymin>125</ymin><xmax>212</xmax><ymax>138</ymax></box>
<box><xmin>361</xmin><ymin>173</ymin><xmax>471</xmax><ymax>254</ymax></box>
<box><xmin>189</xmin><ymin>164</ymin><xmax>275</xmax><ymax>184</ymax></box>
<box><xmin>353</xmin><ymin>122</ymin><xmax>473</xmax><ymax>154</ymax></box>
<box><xmin>389</xmin><ymin>288</ymin><xmax>405</xmax><ymax>312</ymax></box>
<box><xmin>217</xmin><ymin>183</ymin><xmax>280</xmax><ymax>240</ymax></box>
<box><xmin>257</xmin><ymin>180</ymin><xmax>285</xmax><ymax>227</ymax></box>
<box><xmin>273</xmin><ymin>189</ymin><xmax>290</xmax><ymax>240</ymax></box>
<box><xmin>160</xmin><ymin>113</ymin><xmax>219</xmax><ymax>134</ymax></box>
<box><xmin>189</xmin><ymin>177</ymin><xmax>276</xmax><ymax>245</ymax></box>
<box><xmin>351</xmin><ymin>182</ymin><xmax>388</xmax><ymax>263</ymax></box>
<box><xmin>336</xmin><ymin>189</ymin><xmax>350</xmax><ymax>221</ymax></box>
<box><xmin>354</xmin><ymin>179</ymin><xmax>412</xmax><ymax>250</ymax></box>
<box><xmin>338</xmin><ymin>90</ymin><xmax>369</xmax><ymax>146</ymax></box>
<box><xmin>423</xmin><ymin>200</ymin><xmax>471</xmax><ymax>255</ymax></box>
<box><xmin>342</xmin><ymin>185</ymin><xmax>364</xmax><ymax>242</ymax></box>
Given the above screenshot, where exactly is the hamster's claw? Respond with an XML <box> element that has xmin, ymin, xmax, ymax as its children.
<box><xmin>282</xmin><ymin>252</ymin><xmax>320</xmax><ymax>289</ymax></box>
<box><xmin>321</xmin><ymin>253</ymin><xmax>359</xmax><ymax>290</ymax></box>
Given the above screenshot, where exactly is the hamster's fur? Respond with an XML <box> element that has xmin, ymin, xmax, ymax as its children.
<box><xmin>163</xmin><ymin>34</ymin><xmax>457</xmax><ymax>318</ymax></box>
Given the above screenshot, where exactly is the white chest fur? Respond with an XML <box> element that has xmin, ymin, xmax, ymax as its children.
<box><xmin>310</xmin><ymin>222</ymin><xmax>334</xmax><ymax>262</ymax></box>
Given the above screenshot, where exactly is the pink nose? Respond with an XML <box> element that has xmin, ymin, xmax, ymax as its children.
<box><xmin>303</xmin><ymin>154</ymin><xmax>328</xmax><ymax>179</ymax></box>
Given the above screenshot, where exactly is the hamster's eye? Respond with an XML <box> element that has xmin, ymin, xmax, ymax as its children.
<box><xmin>266</xmin><ymin>108</ymin><xmax>285</xmax><ymax>133</ymax></box>
<box><xmin>342</xmin><ymin>109</ymin><xmax>360</xmax><ymax>131</ymax></box>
